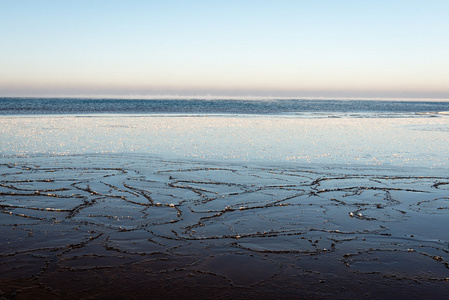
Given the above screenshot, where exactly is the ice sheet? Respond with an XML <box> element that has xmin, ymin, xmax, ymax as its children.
<box><xmin>1</xmin><ymin>114</ymin><xmax>448</xmax><ymax>170</ymax></box>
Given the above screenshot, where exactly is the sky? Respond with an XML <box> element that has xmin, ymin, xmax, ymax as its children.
<box><xmin>1</xmin><ymin>0</ymin><xmax>448</xmax><ymax>99</ymax></box>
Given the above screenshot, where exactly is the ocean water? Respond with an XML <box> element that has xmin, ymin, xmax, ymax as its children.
<box><xmin>1</xmin><ymin>97</ymin><xmax>449</xmax><ymax>115</ymax></box>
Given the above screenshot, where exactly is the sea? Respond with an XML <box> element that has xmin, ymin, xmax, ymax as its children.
<box><xmin>1</xmin><ymin>97</ymin><xmax>449</xmax><ymax>115</ymax></box>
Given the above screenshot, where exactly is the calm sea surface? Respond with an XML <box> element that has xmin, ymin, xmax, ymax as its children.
<box><xmin>1</xmin><ymin>98</ymin><xmax>448</xmax><ymax>115</ymax></box>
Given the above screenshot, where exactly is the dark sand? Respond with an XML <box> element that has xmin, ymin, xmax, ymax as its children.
<box><xmin>1</xmin><ymin>154</ymin><xmax>449</xmax><ymax>299</ymax></box>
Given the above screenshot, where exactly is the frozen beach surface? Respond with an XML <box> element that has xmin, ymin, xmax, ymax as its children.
<box><xmin>1</xmin><ymin>114</ymin><xmax>449</xmax><ymax>169</ymax></box>
<box><xmin>1</xmin><ymin>113</ymin><xmax>449</xmax><ymax>298</ymax></box>
<box><xmin>1</xmin><ymin>154</ymin><xmax>449</xmax><ymax>299</ymax></box>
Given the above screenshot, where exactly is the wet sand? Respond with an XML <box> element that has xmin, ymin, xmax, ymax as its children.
<box><xmin>1</xmin><ymin>154</ymin><xmax>449</xmax><ymax>299</ymax></box>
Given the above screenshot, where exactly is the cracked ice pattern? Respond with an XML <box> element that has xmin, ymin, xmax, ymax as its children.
<box><xmin>1</xmin><ymin>154</ymin><xmax>449</xmax><ymax>299</ymax></box>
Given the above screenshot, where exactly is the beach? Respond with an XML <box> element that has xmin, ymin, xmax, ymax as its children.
<box><xmin>1</xmin><ymin>112</ymin><xmax>449</xmax><ymax>299</ymax></box>
<box><xmin>3</xmin><ymin>0</ymin><xmax>449</xmax><ymax>297</ymax></box>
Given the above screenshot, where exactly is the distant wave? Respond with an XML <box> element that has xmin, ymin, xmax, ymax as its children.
<box><xmin>1</xmin><ymin>98</ymin><xmax>449</xmax><ymax>116</ymax></box>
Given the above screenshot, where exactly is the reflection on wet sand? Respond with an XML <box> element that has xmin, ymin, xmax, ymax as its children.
<box><xmin>1</xmin><ymin>154</ymin><xmax>449</xmax><ymax>299</ymax></box>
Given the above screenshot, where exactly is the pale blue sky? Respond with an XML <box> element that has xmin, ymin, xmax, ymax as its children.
<box><xmin>1</xmin><ymin>0</ymin><xmax>448</xmax><ymax>98</ymax></box>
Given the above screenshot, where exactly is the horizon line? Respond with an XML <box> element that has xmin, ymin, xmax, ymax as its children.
<box><xmin>1</xmin><ymin>95</ymin><xmax>449</xmax><ymax>102</ymax></box>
